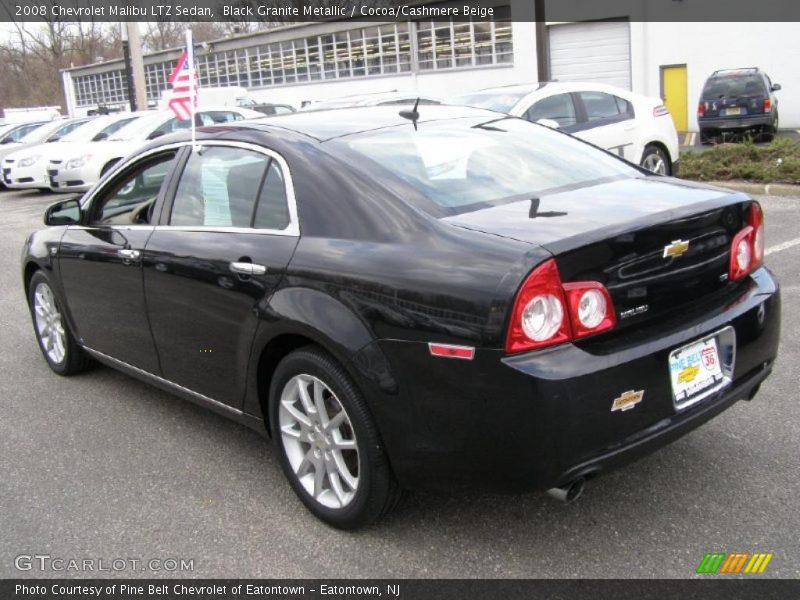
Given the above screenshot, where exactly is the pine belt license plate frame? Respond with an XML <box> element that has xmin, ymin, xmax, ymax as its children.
<box><xmin>668</xmin><ymin>326</ymin><xmax>736</xmax><ymax>410</ymax></box>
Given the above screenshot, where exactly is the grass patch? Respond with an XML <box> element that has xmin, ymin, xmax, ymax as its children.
<box><xmin>680</xmin><ymin>138</ymin><xmax>800</xmax><ymax>184</ymax></box>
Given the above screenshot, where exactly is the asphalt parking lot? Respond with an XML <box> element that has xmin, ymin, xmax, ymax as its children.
<box><xmin>0</xmin><ymin>188</ymin><xmax>798</xmax><ymax>579</ymax></box>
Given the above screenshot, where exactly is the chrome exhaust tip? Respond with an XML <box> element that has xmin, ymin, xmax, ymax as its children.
<box><xmin>547</xmin><ymin>478</ymin><xmax>585</xmax><ymax>504</ymax></box>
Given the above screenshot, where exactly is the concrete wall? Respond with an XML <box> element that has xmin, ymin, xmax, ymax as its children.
<box><xmin>639</xmin><ymin>22</ymin><xmax>800</xmax><ymax>130</ymax></box>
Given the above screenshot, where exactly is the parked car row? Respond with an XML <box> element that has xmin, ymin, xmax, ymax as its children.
<box><xmin>1</xmin><ymin>107</ymin><xmax>263</xmax><ymax>193</ymax></box>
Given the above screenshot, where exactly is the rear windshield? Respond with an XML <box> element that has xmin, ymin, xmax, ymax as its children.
<box><xmin>702</xmin><ymin>73</ymin><xmax>766</xmax><ymax>99</ymax></box>
<box><xmin>339</xmin><ymin>116</ymin><xmax>640</xmax><ymax>216</ymax></box>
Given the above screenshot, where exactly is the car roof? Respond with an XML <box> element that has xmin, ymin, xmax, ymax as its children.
<box><xmin>233</xmin><ymin>104</ymin><xmax>497</xmax><ymax>141</ymax></box>
<box><xmin>463</xmin><ymin>81</ymin><xmax>631</xmax><ymax>96</ymax></box>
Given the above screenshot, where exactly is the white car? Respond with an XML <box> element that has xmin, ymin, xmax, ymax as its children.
<box><xmin>1</xmin><ymin>118</ymin><xmax>91</xmax><ymax>189</ymax></box>
<box><xmin>2</xmin><ymin>113</ymin><xmax>142</xmax><ymax>192</ymax></box>
<box><xmin>49</xmin><ymin>106</ymin><xmax>264</xmax><ymax>193</ymax></box>
<box><xmin>450</xmin><ymin>82</ymin><xmax>680</xmax><ymax>175</ymax></box>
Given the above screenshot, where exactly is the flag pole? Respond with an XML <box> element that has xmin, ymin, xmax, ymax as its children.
<box><xmin>186</xmin><ymin>28</ymin><xmax>197</xmax><ymax>152</ymax></box>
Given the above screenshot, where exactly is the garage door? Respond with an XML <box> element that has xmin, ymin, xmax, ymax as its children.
<box><xmin>548</xmin><ymin>21</ymin><xmax>631</xmax><ymax>90</ymax></box>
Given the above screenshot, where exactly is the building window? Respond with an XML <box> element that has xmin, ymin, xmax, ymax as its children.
<box><xmin>73</xmin><ymin>70</ymin><xmax>129</xmax><ymax>107</ymax></box>
<box><xmin>72</xmin><ymin>18</ymin><xmax>509</xmax><ymax>109</ymax></box>
<box><xmin>416</xmin><ymin>20</ymin><xmax>513</xmax><ymax>71</ymax></box>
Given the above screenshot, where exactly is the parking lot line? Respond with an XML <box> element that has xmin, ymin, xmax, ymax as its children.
<box><xmin>765</xmin><ymin>237</ymin><xmax>800</xmax><ymax>256</ymax></box>
<box><xmin>682</xmin><ymin>133</ymin><xmax>692</xmax><ymax>146</ymax></box>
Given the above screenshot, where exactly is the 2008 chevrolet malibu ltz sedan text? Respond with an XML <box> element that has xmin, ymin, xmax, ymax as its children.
<box><xmin>21</xmin><ymin>105</ymin><xmax>780</xmax><ymax>529</ymax></box>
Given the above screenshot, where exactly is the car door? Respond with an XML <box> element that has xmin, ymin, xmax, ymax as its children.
<box><xmin>522</xmin><ymin>93</ymin><xmax>581</xmax><ymax>133</ymax></box>
<box><xmin>143</xmin><ymin>141</ymin><xmax>299</xmax><ymax>409</ymax></box>
<box><xmin>573</xmin><ymin>91</ymin><xmax>637</xmax><ymax>161</ymax></box>
<box><xmin>57</xmin><ymin>148</ymin><xmax>182</xmax><ymax>373</ymax></box>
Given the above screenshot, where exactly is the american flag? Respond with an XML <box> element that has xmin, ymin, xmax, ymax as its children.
<box><xmin>167</xmin><ymin>46</ymin><xmax>197</xmax><ymax>121</ymax></box>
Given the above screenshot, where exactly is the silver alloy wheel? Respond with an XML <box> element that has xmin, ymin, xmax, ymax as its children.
<box><xmin>278</xmin><ymin>374</ymin><xmax>360</xmax><ymax>509</ymax></box>
<box><xmin>33</xmin><ymin>282</ymin><xmax>66</xmax><ymax>364</ymax></box>
<box><xmin>642</xmin><ymin>151</ymin><xmax>667</xmax><ymax>175</ymax></box>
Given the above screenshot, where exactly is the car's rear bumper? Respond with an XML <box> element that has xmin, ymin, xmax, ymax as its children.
<box><xmin>356</xmin><ymin>267</ymin><xmax>780</xmax><ymax>492</ymax></box>
<box><xmin>699</xmin><ymin>114</ymin><xmax>774</xmax><ymax>130</ymax></box>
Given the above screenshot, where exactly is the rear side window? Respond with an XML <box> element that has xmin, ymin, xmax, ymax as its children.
<box><xmin>579</xmin><ymin>92</ymin><xmax>633</xmax><ymax>122</ymax></box>
<box><xmin>702</xmin><ymin>74</ymin><xmax>766</xmax><ymax>99</ymax></box>
<box><xmin>253</xmin><ymin>161</ymin><xmax>290</xmax><ymax>230</ymax></box>
<box><xmin>525</xmin><ymin>94</ymin><xmax>577</xmax><ymax>128</ymax></box>
<box><xmin>170</xmin><ymin>146</ymin><xmax>291</xmax><ymax>231</ymax></box>
<box><xmin>199</xmin><ymin>111</ymin><xmax>243</xmax><ymax>124</ymax></box>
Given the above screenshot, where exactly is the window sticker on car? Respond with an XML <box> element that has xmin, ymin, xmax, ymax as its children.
<box><xmin>201</xmin><ymin>163</ymin><xmax>232</xmax><ymax>227</ymax></box>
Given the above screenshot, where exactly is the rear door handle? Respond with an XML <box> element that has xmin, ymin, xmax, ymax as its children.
<box><xmin>229</xmin><ymin>261</ymin><xmax>267</xmax><ymax>276</ymax></box>
<box><xmin>118</xmin><ymin>249</ymin><xmax>141</xmax><ymax>261</ymax></box>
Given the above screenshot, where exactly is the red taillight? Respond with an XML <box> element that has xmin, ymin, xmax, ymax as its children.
<box><xmin>698</xmin><ymin>102</ymin><xmax>706</xmax><ymax>117</ymax></box>
<box><xmin>764</xmin><ymin>98</ymin><xmax>772</xmax><ymax>113</ymax></box>
<box><xmin>728</xmin><ymin>202</ymin><xmax>765</xmax><ymax>281</ymax></box>
<box><xmin>505</xmin><ymin>259</ymin><xmax>571</xmax><ymax>353</ymax></box>
<box><xmin>505</xmin><ymin>259</ymin><xmax>615</xmax><ymax>354</ymax></box>
<box><xmin>563</xmin><ymin>282</ymin><xmax>617</xmax><ymax>339</ymax></box>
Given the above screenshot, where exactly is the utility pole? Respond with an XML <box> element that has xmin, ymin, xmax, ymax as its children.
<box><xmin>121</xmin><ymin>23</ymin><xmax>148</xmax><ymax>111</ymax></box>
<box><xmin>534</xmin><ymin>0</ymin><xmax>550</xmax><ymax>82</ymax></box>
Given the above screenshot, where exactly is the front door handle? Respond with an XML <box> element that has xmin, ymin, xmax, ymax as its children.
<box><xmin>229</xmin><ymin>261</ymin><xmax>267</xmax><ymax>276</ymax></box>
<box><xmin>118</xmin><ymin>249</ymin><xmax>141</xmax><ymax>261</ymax></box>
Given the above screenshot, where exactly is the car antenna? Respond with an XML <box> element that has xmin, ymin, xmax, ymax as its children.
<box><xmin>399</xmin><ymin>97</ymin><xmax>421</xmax><ymax>131</ymax></box>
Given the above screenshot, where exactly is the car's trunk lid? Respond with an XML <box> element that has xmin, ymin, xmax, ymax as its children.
<box><xmin>443</xmin><ymin>176</ymin><xmax>754</xmax><ymax>332</ymax></box>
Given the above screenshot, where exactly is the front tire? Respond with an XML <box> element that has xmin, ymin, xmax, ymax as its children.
<box><xmin>640</xmin><ymin>144</ymin><xmax>671</xmax><ymax>175</ymax></box>
<box><xmin>269</xmin><ymin>346</ymin><xmax>399</xmax><ymax>529</ymax></box>
<box><xmin>27</xmin><ymin>271</ymin><xmax>91</xmax><ymax>376</ymax></box>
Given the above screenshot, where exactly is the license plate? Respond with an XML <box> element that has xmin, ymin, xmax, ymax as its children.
<box><xmin>669</xmin><ymin>336</ymin><xmax>726</xmax><ymax>407</ymax></box>
<box><xmin>724</xmin><ymin>107</ymin><xmax>743</xmax><ymax>116</ymax></box>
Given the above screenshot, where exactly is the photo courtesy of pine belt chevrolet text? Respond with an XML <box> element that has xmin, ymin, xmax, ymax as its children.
<box><xmin>21</xmin><ymin>105</ymin><xmax>780</xmax><ymax>529</ymax></box>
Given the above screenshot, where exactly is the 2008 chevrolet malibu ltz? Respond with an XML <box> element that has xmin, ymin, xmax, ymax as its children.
<box><xmin>21</xmin><ymin>105</ymin><xmax>780</xmax><ymax>528</ymax></box>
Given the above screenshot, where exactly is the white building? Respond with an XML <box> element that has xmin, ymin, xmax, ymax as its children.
<box><xmin>61</xmin><ymin>3</ymin><xmax>800</xmax><ymax>131</ymax></box>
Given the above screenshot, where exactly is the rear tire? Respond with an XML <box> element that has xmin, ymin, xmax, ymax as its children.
<box><xmin>269</xmin><ymin>346</ymin><xmax>400</xmax><ymax>529</ymax></box>
<box><xmin>699</xmin><ymin>128</ymin><xmax>713</xmax><ymax>145</ymax></box>
<box><xmin>27</xmin><ymin>271</ymin><xmax>91</xmax><ymax>376</ymax></box>
<box><xmin>640</xmin><ymin>144</ymin><xmax>671</xmax><ymax>175</ymax></box>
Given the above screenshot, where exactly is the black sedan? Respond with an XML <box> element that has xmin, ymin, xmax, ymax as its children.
<box><xmin>22</xmin><ymin>106</ymin><xmax>780</xmax><ymax>528</ymax></box>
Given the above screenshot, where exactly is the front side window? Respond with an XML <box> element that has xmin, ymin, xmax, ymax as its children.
<box><xmin>170</xmin><ymin>146</ymin><xmax>290</xmax><ymax>230</ymax></box>
<box><xmin>2</xmin><ymin>122</ymin><xmax>43</xmax><ymax>143</ymax></box>
<box><xmin>89</xmin><ymin>152</ymin><xmax>177</xmax><ymax>225</ymax></box>
<box><xmin>525</xmin><ymin>94</ymin><xmax>578</xmax><ymax>128</ymax></box>
<box><xmin>53</xmin><ymin>120</ymin><xmax>89</xmax><ymax>139</ymax></box>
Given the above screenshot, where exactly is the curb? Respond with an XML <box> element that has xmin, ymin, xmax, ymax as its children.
<box><xmin>705</xmin><ymin>181</ymin><xmax>800</xmax><ymax>197</ymax></box>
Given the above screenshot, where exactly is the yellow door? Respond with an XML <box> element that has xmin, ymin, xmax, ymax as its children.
<box><xmin>662</xmin><ymin>65</ymin><xmax>688</xmax><ymax>131</ymax></box>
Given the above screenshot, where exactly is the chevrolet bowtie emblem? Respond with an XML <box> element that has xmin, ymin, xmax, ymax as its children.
<box><xmin>663</xmin><ymin>239</ymin><xmax>690</xmax><ymax>258</ymax></box>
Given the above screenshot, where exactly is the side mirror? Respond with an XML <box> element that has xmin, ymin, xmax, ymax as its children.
<box><xmin>147</xmin><ymin>129</ymin><xmax>166</xmax><ymax>140</ymax></box>
<box><xmin>92</xmin><ymin>132</ymin><xmax>109</xmax><ymax>142</ymax></box>
<box><xmin>46</xmin><ymin>135</ymin><xmax>60</xmax><ymax>143</ymax></box>
<box><xmin>536</xmin><ymin>118</ymin><xmax>561</xmax><ymax>129</ymax></box>
<box><xmin>44</xmin><ymin>198</ymin><xmax>82</xmax><ymax>226</ymax></box>
<box><xmin>771</xmin><ymin>83</ymin><xmax>781</xmax><ymax>91</ymax></box>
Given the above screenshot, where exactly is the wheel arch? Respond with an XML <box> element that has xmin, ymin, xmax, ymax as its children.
<box><xmin>641</xmin><ymin>140</ymin><xmax>673</xmax><ymax>175</ymax></box>
<box><xmin>244</xmin><ymin>286</ymin><xmax>395</xmax><ymax>436</ymax></box>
